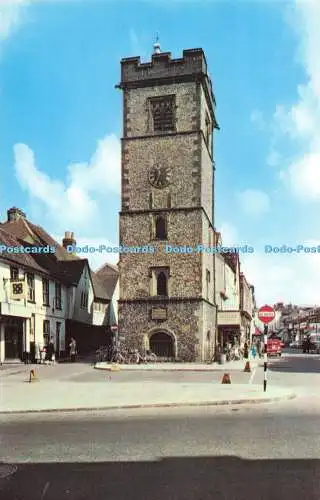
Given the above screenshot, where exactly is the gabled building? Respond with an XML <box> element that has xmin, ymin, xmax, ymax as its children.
<box><xmin>239</xmin><ymin>272</ymin><xmax>255</xmax><ymax>342</ymax></box>
<box><xmin>215</xmin><ymin>232</ymin><xmax>242</xmax><ymax>347</ymax></box>
<box><xmin>0</xmin><ymin>207</ymin><xmax>116</xmax><ymax>362</ymax></box>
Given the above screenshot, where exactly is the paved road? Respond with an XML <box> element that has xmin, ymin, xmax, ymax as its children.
<box><xmin>253</xmin><ymin>352</ymin><xmax>320</xmax><ymax>395</ymax></box>
<box><xmin>0</xmin><ymin>399</ymin><xmax>320</xmax><ymax>500</ymax></box>
<box><xmin>0</xmin><ymin>352</ymin><xmax>319</xmax><ymax>499</ymax></box>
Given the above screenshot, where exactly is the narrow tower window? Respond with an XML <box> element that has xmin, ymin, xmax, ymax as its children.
<box><xmin>155</xmin><ymin>215</ymin><xmax>167</xmax><ymax>239</ymax></box>
<box><xmin>157</xmin><ymin>272</ymin><xmax>168</xmax><ymax>296</ymax></box>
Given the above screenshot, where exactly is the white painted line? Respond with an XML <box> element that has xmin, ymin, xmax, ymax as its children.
<box><xmin>249</xmin><ymin>368</ymin><xmax>256</xmax><ymax>385</ymax></box>
<box><xmin>41</xmin><ymin>481</ymin><xmax>50</xmax><ymax>499</ymax></box>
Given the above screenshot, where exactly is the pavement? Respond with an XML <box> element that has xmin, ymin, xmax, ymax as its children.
<box><xmin>0</xmin><ymin>357</ymin><xmax>295</xmax><ymax>413</ymax></box>
<box><xmin>94</xmin><ymin>359</ymin><xmax>258</xmax><ymax>371</ymax></box>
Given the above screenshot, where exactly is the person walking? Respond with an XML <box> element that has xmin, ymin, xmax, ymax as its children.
<box><xmin>69</xmin><ymin>337</ymin><xmax>77</xmax><ymax>362</ymax></box>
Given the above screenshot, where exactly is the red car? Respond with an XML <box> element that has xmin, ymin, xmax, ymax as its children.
<box><xmin>267</xmin><ymin>339</ymin><xmax>282</xmax><ymax>357</ymax></box>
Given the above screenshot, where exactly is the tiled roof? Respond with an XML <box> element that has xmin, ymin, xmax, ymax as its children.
<box><xmin>0</xmin><ymin>227</ymin><xmax>51</xmax><ymax>275</ymax></box>
<box><xmin>0</xmin><ymin>227</ymin><xmax>85</xmax><ymax>285</ymax></box>
<box><xmin>95</xmin><ymin>262</ymin><xmax>118</xmax><ymax>278</ymax></box>
<box><xmin>0</xmin><ymin>219</ymin><xmax>81</xmax><ymax>261</ymax></box>
<box><xmin>95</xmin><ymin>273</ymin><xmax>118</xmax><ymax>299</ymax></box>
<box><xmin>1</xmin><ymin>215</ymin><xmax>115</xmax><ymax>298</ymax></box>
<box><xmin>91</xmin><ymin>272</ymin><xmax>111</xmax><ymax>300</ymax></box>
<box><xmin>95</xmin><ymin>262</ymin><xmax>119</xmax><ymax>299</ymax></box>
<box><xmin>56</xmin><ymin>260</ymin><xmax>87</xmax><ymax>285</ymax></box>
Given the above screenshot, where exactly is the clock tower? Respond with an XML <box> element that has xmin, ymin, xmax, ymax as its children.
<box><xmin>116</xmin><ymin>47</ymin><xmax>219</xmax><ymax>361</ymax></box>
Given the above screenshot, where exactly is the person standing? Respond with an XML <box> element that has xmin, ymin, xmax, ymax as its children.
<box><xmin>46</xmin><ymin>337</ymin><xmax>55</xmax><ymax>365</ymax></box>
<box><xmin>34</xmin><ymin>342</ymin><xmax>41</xmax><ymax>364</ymax></box>
<box><xmin>243</xmin><ymin>341</ymin><xmax>249</xmax><ymax>359</ymax></box>
<box><xmin>251</xmin><ymin>343</ymin><xmax>257</xmax><ymax>360</ymax></box>
<box><xmin>257</xmin><ymin>339</ymin><xmax>262</xmax><ymax>358</ymax></box>
<box><xmin>69</xmin><ymin>337</ymin><xmax>77</xmax><ymax>362</ymax></box>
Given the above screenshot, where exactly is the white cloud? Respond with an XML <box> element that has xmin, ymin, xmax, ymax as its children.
<box><xmin>241</xmin><ymin>242</ymin><xmax>320</xmax><ymax>306</ymax></box>
<box><xmin>13</xmin><ymin>134</ymin><xmax>121</xmax><ymax>230</ymax></box>
<box><xmin>288</xmin><ymin>152</ymin><xmax>320</xmax><ymax>199</ymax></box>
<box><xmin>237</xmin><ymin>189</ymin><xmax>270</xmax><ymax>216</ymax></box>
<box><xmin>0</xmin><ymin>0</ymin><xmax>29</xmax><ymax>45</ymax></box>
<box><xmin>274</xmin><ymin>0</ymin><xmax>320</xmax><ymax>200</ymax></box>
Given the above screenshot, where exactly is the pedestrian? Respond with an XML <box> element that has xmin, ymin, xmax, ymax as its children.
<box><xmin>243</xmin><ymin>341</ymin><xmax>249</xmax><ymax>359</ymax></box>
<box><xmin>69</xmin><ymin>337</ymin><xmax>77</xmax><ymax>362</ymax></box>
<box><xmin>251</xmin><ymin>344</ymin><xmax>257</xmax><ymax>359</ymax></box>
<box><xmin>257</xmin><ymin>339</ymin><xmax>262</xmax><ymax>358</ymax></box>
<box><xmin>40</xmin><ymin>344</ymin><xmax>46</xmax><ymax>364</ymax></box>
<box><xmin>306</xmin><ymin>335</ymin><xmax>311</xmax><ymax>354</ymax></box>
<box><xmin>34</xmin><ymin>342</ymin><xmax>41</xmax><ymax>364</ymax></box>
<box><xmin>46</xmin><ymin>337</ymin><xmax>55</xmax><ymax>365</ymax></box>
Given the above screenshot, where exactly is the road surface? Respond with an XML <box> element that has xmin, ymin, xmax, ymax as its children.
<box><xmin>0</xmin><ymin>352</ymin><xmax>319</xmax><ymax>499</ymax></box>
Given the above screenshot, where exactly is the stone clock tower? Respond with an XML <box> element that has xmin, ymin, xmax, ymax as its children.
<box><xmin>116</xmin><ymin>46</ymin><xmax>219</xmax><ymax>362</ymax></box>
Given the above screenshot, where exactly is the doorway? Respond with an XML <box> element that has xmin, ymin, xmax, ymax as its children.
<box><xmin>149</xmin><ymin>331</ymin><xmax>174</xmax><ymax>358</ymax></box>
<box><xmin>4</xmin><ymin>322</ymin><xmax>23</xmax><ymax>360</ymax></box>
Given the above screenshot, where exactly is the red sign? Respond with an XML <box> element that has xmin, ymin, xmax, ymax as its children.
<box><xmin>258</xmin><ymin>305</ymin><xmax>275</xmax><ymax>324</ymax></box>
<box><xmin>110</xmin><ymin>324</ymin><xmax>118</xmax><ymax>332</ymax></box>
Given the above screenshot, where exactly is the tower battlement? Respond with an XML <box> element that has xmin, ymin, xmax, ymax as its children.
<box><xmin>118</xmin><ymin>48</ymin><xmax>216</xmax><ymax>110</ymax></box>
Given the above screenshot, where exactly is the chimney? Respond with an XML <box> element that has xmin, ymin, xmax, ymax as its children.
<box><xmin>7</xmin><ymin>207</ymin><xmax>26</xmax><ymax>222</ymax></box>
<box><xmin>62</xmin><ymin>231</ymin><xmax>76</xmax><ymax>249</ymax></box>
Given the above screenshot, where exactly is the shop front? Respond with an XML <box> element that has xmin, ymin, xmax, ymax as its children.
<box><xmin>0</xmin><ymin>316</ymin><xmax>25</xmax><ymax>362</ymax></box>
<box><xmin>217</xmin><ymin>325</ymin><xmax>241</xmax><ymax>348</ymax></box>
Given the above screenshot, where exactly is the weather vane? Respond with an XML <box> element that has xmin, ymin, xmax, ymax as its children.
<box><xmin>153</xmin><ymin>32</ymin><xmax>161</xmax><ymax>54</ymax></box>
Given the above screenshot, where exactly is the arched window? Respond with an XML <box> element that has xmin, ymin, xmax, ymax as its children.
<box><xmin>155</xmin><ymin>216</ymin><xmax>167</xmax><ymax>239</ymax></box>
<box><xmin>157</xmin><ymin>272</ymin><xmax>167</xmax><ymax>296</ymax></box>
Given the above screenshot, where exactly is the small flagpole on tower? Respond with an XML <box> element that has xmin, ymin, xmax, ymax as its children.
<box><xmin>153</xmin><ymin>33</ymin><xmax>161</xmax><ymax>54</ymax></box>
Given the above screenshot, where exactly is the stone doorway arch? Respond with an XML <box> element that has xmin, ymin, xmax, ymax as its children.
<box><xmin>149</xmin><ymin>331</ymin><xmax>175</xmax><ymax>359</ymax></box>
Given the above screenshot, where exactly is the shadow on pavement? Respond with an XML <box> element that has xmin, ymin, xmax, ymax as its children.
<box><xmin>268</xmin><ymin>356</ymin><xmax>320</xmax><ymax>374</ymax></box>
<box><xmin>0</xmin><ymin>456</ymin><xmax>319</xmax><ymax>500</ymax></box>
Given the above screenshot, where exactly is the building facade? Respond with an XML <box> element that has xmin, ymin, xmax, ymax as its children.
<box><xmin>117</xmin><ymin>47</ymin><xmax>219</xmax><ymax>361</ymax></box>
<box><xmin>239</xmin><ymin>273</ymin><xmax>254</xmax><ymax>343</ymax></box>
<box><xmin>215</xmin><ymin>235</ymin><xmax>242</xmax><ymax>346</ymax></box>
<box><xmin>0</xmin><ymin>208</ymin><xmax>115</xmax><ymax>362</ymax></box>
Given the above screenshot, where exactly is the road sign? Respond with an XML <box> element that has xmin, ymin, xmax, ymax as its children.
<box><xmin>110</xmin><ymin>324</ymin><xmax>118</xmax><ymax>332</ymax></box>
<box><xmin>257</xmin><ymin>304</ymin><xmax>275</xmax><ymax>324</ymax></box>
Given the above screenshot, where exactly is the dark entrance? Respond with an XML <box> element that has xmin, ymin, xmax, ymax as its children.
<box><xmin>4</xmin><ymin>320</ymin><xmax>23</xmax><ymax>359</ymax></box>
<box><xmin>150</xmin><ymin>331</ymin><xmax>174</xmax><ymax>358</ymax></box>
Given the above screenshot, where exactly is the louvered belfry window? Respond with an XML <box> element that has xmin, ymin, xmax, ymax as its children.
<box><xmin>150</xmin><ymin>95</ymin><xmax>176</xmax><ymax>132</ymax></box>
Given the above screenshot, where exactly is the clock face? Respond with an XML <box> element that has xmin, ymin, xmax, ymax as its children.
<box><xmin>148</xmin><ymin>164</ymin><xmax>171</xmax><ymax>189</ymax></box>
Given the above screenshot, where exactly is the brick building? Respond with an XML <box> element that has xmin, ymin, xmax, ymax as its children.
<box><xmin>116</xmin><ymin>46</ymin><xmax>219</xmax><ymax>361</ymax></box>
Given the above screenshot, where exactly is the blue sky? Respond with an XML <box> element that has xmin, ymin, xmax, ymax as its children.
<box><xmin>1</xmin><ymin>0</ymin><xmax>320</xmax><ymax>305</ymax></box>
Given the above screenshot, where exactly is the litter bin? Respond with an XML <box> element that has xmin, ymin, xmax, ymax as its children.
<box><xmin>219</xmin><ymin>353</ymin><xmax>226</xmax><ymax>365</ymax></box>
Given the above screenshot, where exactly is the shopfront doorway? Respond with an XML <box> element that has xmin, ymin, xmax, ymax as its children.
<box><xmin>4</xmin><ymin>319</ymin><xmax>24</xmax><ymax>360</ymax></box>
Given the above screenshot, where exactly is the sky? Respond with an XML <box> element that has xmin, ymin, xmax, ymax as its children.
<box><xmin>0</xmin><ymin>0</ymin><xmax>320</xmax><ymax>306</ymax></box>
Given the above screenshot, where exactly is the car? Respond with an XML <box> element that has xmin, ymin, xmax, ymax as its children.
<box><xmin>267</xmin><ymin>339</ymin><xmax>282</xmax><ymax>357</ymax></box>
<box><xmin>273</xmin><ymin>336</ymin><xmax>285</xmax><ymax>348</ymax></box>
